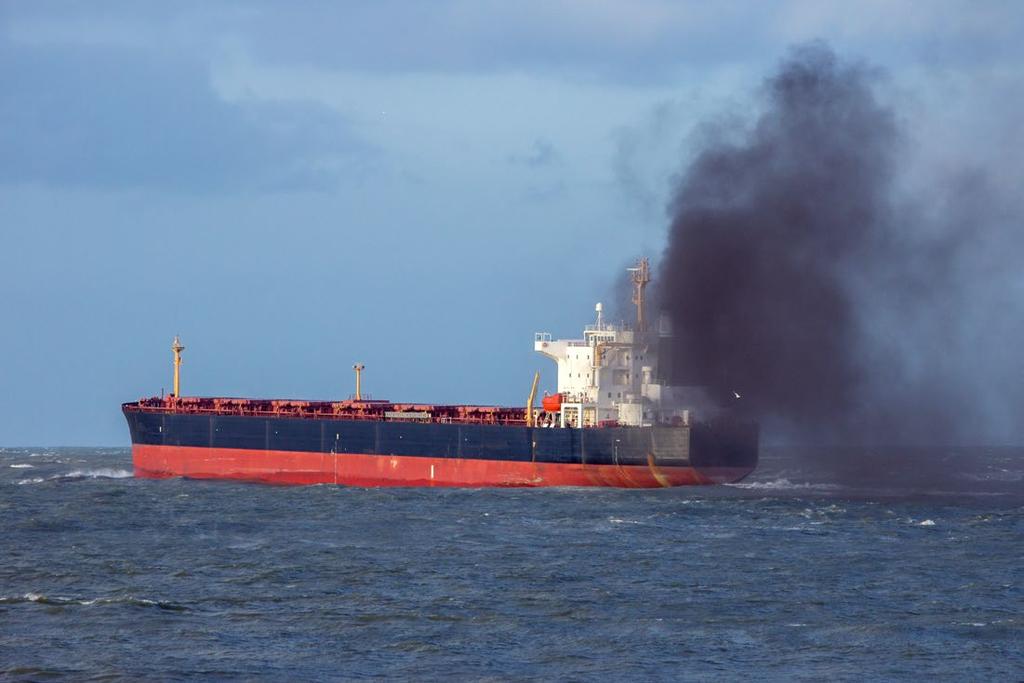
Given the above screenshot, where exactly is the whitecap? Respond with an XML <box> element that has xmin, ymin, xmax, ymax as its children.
<box><xmin>61</xmin><ymin>469</ymin><xmax>133</xmax><ymax>479</ymax></box>
<box><xmin>609</xmin><ymin>518</ymin><xmax>641</xmax><ymax>525</ymax></box>
<box><xmin>918</xmin><ymin>519</ymin><xmax>936</xmax><ymax>526</ymax></box>
<box><xmin>17</xmin><ymin>477</ymin><xmax>45</xmax><ymax>485</ymax></box>
<box><xmin>8</xmin><ymin>592</ymin><xmax>179</xmax><ymax>609</ymax></box>
<box><xmin>729</xmin><ymin>478</ymin><xmax>842</xmax><ymax>492</ymax></box>
<box><xmin>9</xmin><ymin>464</ymin><xmax>34</xmax><ymax>469</ymax></box>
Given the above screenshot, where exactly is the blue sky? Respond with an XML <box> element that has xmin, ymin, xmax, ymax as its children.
<box><xmin>1</xmin><ymin>1</ymin><xmax>1021</xmax><ymax>445</ymax></box>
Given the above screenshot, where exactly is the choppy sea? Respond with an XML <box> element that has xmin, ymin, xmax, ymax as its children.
<box><xmin>1</xmin><ymin>446</ymin><xmax>1021</xmax><ymax>681</ymax></box>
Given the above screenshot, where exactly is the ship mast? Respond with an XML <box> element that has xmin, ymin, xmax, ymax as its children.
<box><xmin>628</xmin><ymin>257</ymin><xmax>650</xmax><ymax>332</ymax></box>
<box><xmin>353</xmin><ymin>363</ymin><xmax>365</xmax><ymax>400</ymax></box>
<box><xmin>171</xmin><ymin>335</ymin><xmax>185</xmax><ymax>398</ymax></box>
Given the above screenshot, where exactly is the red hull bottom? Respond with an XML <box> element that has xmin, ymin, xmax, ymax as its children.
<box><xmin>132</xmin><ymin>445</ymin><xmax>752</xmax><ymax>488</ymax></box>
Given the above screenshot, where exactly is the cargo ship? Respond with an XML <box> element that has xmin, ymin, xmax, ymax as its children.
<box><xmin>123</xmin><ymin>260</ymin><xmax>758</xmax><ymax>487</ymax></box>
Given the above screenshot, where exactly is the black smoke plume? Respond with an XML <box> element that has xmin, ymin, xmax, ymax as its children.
<box><xmin>658</xmin><ymin>43</ymin><xmax>1023</xmax><ymax>444</ymax></box>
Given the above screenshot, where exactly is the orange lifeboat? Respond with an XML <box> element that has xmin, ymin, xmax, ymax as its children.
<box><xmin>541</xmin><ymin>393</ymin><xmax>563</xmax><ymax>412</ymax></box>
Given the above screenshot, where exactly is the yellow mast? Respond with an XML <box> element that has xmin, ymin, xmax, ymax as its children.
<box><xmin>172</xmin><ymin>335</ymin><xmax>185</xmax><ymax>398</ymax></box>
<box><xmin>525</xmin><ymin>371</ymin><xmax>540</xmax><ymax>426</ymax></box>
<box><xmin>629</xmin><ymin>257</ymin><xmax>651</xmax><ymax>332</ymax></box>
<box><xmin>353</xmin><ymin>364</ymin><xmax>365</xmax><ymax>400</ymax></box>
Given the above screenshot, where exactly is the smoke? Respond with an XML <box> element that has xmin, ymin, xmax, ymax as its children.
<box><xmin>658</xmin><ymin>43</ymin><xmax>1024</xmax><ymax>445</ymax></box>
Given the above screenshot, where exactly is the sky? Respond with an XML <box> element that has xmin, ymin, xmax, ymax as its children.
<box><xmin>1</xmin><ymin>1</ymin><xmax>1022</xmax><ymax>445</ymax></box>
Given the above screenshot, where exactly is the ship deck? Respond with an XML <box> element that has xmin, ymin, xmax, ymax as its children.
<box><xmin>125</xmin><ymin>396</ymin><xmax>535</xmax><ymax>427</ymax></box>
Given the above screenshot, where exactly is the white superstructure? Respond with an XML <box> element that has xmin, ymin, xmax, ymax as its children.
<box><xmin>533</xmin><ymin>259</ymin><xmax>690</xmax><ymax>429</ymax></box>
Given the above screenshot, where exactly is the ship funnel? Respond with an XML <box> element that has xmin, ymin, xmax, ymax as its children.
<box><xmin>595</xmin><ymin>302</ymin><xmax>603</xmax><ymax>328</ymax></box>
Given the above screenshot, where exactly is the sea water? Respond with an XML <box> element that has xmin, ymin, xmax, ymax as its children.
<box><xmin>1</xmin><ymin>446</ymin><xmax>1021</xmax><ymax>680</ymax></box>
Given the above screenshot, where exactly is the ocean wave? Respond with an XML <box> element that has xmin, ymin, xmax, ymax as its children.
<box><xmin>960</xmin><ymin>469</ymin><xmax>1024</xmax><ymax>483</ymax></box>
<box><xmin>60</xmin><ymin>469</ymin><xmax>133</xmax><ymax>480</ymax></box>
<box><xmin>9</xmin><ymin>463</ymin><xmax>34</xmax><ymax>469</ymax></box>
<box><xmin>0</xmin><ymin>593</ymin><xmax>186</xmax><ymax>610</ymax></box>
<box><xmin>917</xmin><ymin>489</ymin><xmax>1010</xmax><ymax>498</ymax></box>
<box><xmin>728</xmin><ymin>478</ymin><xmax>843</xmax><ymax>492</ymax></box>
<box><xmin>13</xmin><ymin>469</ymin><xmax>134</xmax><ymax>485</ymax></box>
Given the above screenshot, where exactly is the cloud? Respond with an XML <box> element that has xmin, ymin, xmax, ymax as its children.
<box><xmin>507</xmin><ymin>138</ymin><xmax>559</xmax><ymax>168</ymax></box>
<box><xmin>210</xmin><ymin>2</ymin><xmax>770</xmax><ymax>84</ymax></box>
<box><xmin>183</xmin><ymin>1</ymin><xmax>1024</xmax><ymax>83</ymax></box>
<box><xmin>6</xmin><ymin>1</ymin><xmax>1024</xmax><ymax>91</ymax></box>
<box><xmin>0</xmin><ymin>39</ymin><xmax>372</xmax><ymax>192</ymax></box>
